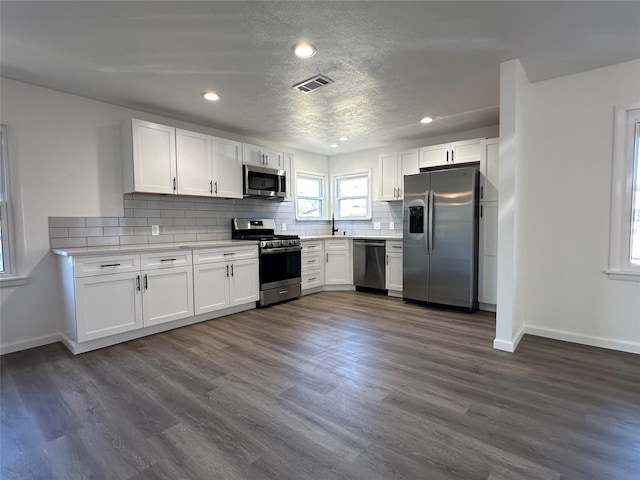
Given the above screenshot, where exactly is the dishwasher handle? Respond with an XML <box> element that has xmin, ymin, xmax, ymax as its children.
<box><xmin>353</xmin><ymin>239</ymin><xmax>386</xmax><ymax>247</ymax></box>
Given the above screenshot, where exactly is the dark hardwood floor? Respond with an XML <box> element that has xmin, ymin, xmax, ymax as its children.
<box><xmin>2</xmin><ymin>291</ymin><xmax>639</xmax><ymax>480</ymax></box>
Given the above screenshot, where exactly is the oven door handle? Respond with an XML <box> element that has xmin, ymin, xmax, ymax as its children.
<box><xmin>260</xmin><ymin>246</ymin><xmax>302</xmax><ymax>255</ymax></box>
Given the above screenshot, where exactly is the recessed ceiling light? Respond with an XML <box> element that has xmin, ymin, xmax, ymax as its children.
<box><xmin>420</xmin><ymin>116</ymin><xmax>433</xmax><ymax>124</ymax></box>
<box><xmin>203</xmin><ymin>92</ymin><xmax>220</xmax><ymax>101</ymax></box>
<box><xmin>330</xmin><ymin>143</ymin><xmax>339</xmax><ymax>148</ymax></box>
<box><xmin>338</xmin><ymin>136</ymin><xmax>349</xmax><ymax>142</ymax></box>
<box><xmin>293</xmin><ymin>42</ymin><xmax>317</xmax><ymax>59</ymax></box>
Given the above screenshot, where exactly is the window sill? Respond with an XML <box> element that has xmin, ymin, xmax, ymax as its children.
<box><xmin>605</xmin><ymin>270</ymin><xmax>640</xmax><ymax>282</ymax></box>
<box><xmin>0</xmin><ymin>275</ymin><xmax>29</xmax><ymax>287</ymax></box>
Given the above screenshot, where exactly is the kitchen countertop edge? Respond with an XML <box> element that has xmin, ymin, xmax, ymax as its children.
<box><xmin>300</xmin><ymin>235</ymin><xmax>403</xmax><ymax>241</ymax></box>
<box><xmin>51</xmin><ymin>240</ymin><xmax>259</xmax><ymax>257</ymax></box>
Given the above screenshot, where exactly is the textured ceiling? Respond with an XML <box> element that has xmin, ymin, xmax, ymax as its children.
<box><xmin>1</xmin><ymin>1</ymin><xmax>639</xmax><ymax>155</ymax></box>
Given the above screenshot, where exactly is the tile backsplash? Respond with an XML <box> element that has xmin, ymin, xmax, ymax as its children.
<box><xmin>49</xmin><ymin>193</ymin><xmax>403</xmax><ymax>249</ymax></box>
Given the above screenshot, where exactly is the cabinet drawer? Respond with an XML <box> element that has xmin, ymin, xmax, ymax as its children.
<box><xmin>302</xmin><ymin>240</ymin><xmax>323</xmax><ymax>253</ymax></box>
<box><xmin>193</xmin><ymin>245</ymin><xmax>258</xmax><ymax>264</ymax></box>
<box><xmin>302</xmin><ymin>252</ymin><xmax>323</xmax><ymax>271</ymax></box>
<box><xmin>141</xmin><ymin>250</ymin><xmax>192</xmax><ymax>270</ymax></box>
<box><xmin>74</xmin><ymin>254</ymin><xmax>140</xmax><ymax>278</ymax></box>
<box><xmin>302</xmin><ymin>270</ymin><xmax>323</xmax><ymax>290</ymax></box>
<box><xmin>324</xmin><ymin>238</ymin><xmax>350</xmax><ymax>251</ymax></box>
<box><xmin>386</xmin><ymin>241</ymin><xmax>403</xmax><ymax>253</ymax></box>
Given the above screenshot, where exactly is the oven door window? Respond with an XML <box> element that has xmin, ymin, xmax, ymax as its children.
<box><xmin>260</xmin><ymin>249</ymin><xmax>301</xmax><ymax>288</ymax></box>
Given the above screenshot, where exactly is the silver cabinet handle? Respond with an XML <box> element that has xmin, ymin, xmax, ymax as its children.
<box><xmin>231</xmin><ymin>264</ymin><xmax>234</xmax><ymax>277</ymax></box>
<box><xmin>279</xmin><ymin>289</ymin><xmax>288</xmax><ymax>295</ymax></box>
<box><xmin>451</xmin><ymin>150</ymin><xmax>454</xmax><ymax>163</ymax></box>
<box><xmin>481</xmin><ymin>204</ymin><xmax>484</xmax><ymax>218</ymax></box>
<box><xmin>173</xmin><ymin>177</ymin><xmax>177</xmax><ymax>191</ymax></box>
<box><xmin>223</xmin><ymin>253</ymin><xmax>235</xmax><ymax>256</ymax></box>
<box><xmin>386</xmin><ymin>254</ymin><xmax>389</xmax><ymax>265</ymax></box>
<box><xmin>210</xmin><ymin>181</ymin><xmax>213</xmax><ymax>193</ymax></box>
<box><xmin>391</xmin><ymin>245</ymin><xmax>402</xmax><ymax>249</ymax></box>
<box><xmin>136</xmin><ymin>275</ymin><xmax>140</xmax><ymax>291</ymax></box>
<box><xmin>100</xmin><ymin>263</ymin><xmax>121</xmax><ymax>267</ymax></box>
<box><xmin>214</xmin><ymin>181</ymin><xmax>218</xmax><ymax>195</ymax></box>
<box><xmin>446</xmin><ymin>151</ymin><xmax>449</xmax><ymax>163</ymax></box>
<box><xmin>160</xmin><ymin>258</ymin><xmax>177</xmax><ymax>262</ymax></box>
<box><xmin>226</xmin><ymin>264</ymin><xmax>229</xmax><ymax>277</ymax></box>
<box><xmin>309</xmin><ymin>277</ymin><xmax>316</xmax><ymax>282</ymax></box>
<box><xmin>144</xmin><ymin>274</ymin><xmax>148</xmax><ymax>290</ymax></box>
<box><xmin>480</xmin><ymin>185</ymin><xmax>484</xmax><ymax>199</ymax></box>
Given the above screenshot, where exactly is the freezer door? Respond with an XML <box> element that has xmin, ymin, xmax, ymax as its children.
<box><xmin>402</xmin><ymin>173</ymin><xmax>430</xmax><ymax>302</ymax></box>
<box><xmin>428</xmin><ymin>167</ymin><xmax>478</xmax><ymax>308</ymax></box>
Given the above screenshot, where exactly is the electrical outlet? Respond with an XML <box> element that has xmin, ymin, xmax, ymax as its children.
<box><xmin>151</xmin><ymin>225</ymin><xmax>160</xmax><ymax>236</ymax></box>
<box><xmin>282</xmin><ymin>223</ymin><xmax>287</xmax><ymax>231</ymax></box>
<box><xmin>389</xmin><ymin>222</ymin><xmax>395</xmax><ymax>230</ymax></box>
<box><xmin>373</xmin><ymin>222</ymin><xmax>381</xmax><ymax>230</ymax></box>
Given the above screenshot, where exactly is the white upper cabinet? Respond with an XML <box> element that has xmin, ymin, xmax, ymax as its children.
<box><xmin>212</xmin><ymin>137</ymin><xmax>243</xmax><ymax>199</ymax></box>
<box><xmin>123</xmin><ymin>119</ymin><xmax>177</xmax><ymax>194</ymax></box>
<box><xmin>243</xmin><ymin>143</ymin><xmax>284</xmax><ymax>169</ymax></box>
<box><xmin>379</xmin><ymin>148</ymin><xmax>419</xmax><ymax>201</ymax></box>
<box><xmin>176</xmin><ymin>129</ymin><xmax>213</xmax><ymax>196</ymax></box>
<box><xmin>480</xmin><ymin>137</ymin><xmax>499</xmax><ymax>202</ymax></box>
<box><xmin>419</xmin><ymin>138</ymin><xmax>483</xmax><ymax>169</ymax></box>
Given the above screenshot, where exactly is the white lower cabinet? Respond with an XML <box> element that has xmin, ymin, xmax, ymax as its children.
<box><xmin>59</xmin><ymin>245</ymin><xmax>258</xmax><ymax>354</ymax></box>
<box><xmin>193</xmin><ymin>246</ymin><xmax>259</xmax><ymax>314</ymax></box>
<box><xmin>479</xmin><ymin>202</ymin><xmax>498</xmax><ymax>306</ymax></box>
<box><xmin>142</xmin><ymin>266</ymin><xmax>194</xmax><ymax>327</ymax></box>
<box><xmin>324</xmin><ymin>238</ymin><xmax>353</xmax><ymax>285</ymax></box>
<box><xmin>385</xmin><ymin>241</ymin><xmax>403</xmax><ymax>292</ymax></box>
<box><xmin>301</xmin><ymin>240</ymin><xmax>324</xmax><ymax>290</ymax></box>
<box><xmin>74</xmin><ymin>271</ymin><xmax>143</xmax><ymax>342</ymax></box>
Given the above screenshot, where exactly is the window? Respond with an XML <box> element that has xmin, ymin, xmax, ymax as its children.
<box><xmin>0</xmin><ymin>125</ymin><xmax>14</xmax><ymax>276</ymax></box>
<box><xmin>333</xmin><ymin>171</ymin><xmax>371</xmax><ymax>220</ymax></box>
<box><xmin>295</xmin><ymin>172</ymin><xmax>326</xmax><ymax>220</ymax></box>
<box><xmin>608</xmin><ymin>105</ymin><xmax>640</xmax><ymax>279</ymax></box>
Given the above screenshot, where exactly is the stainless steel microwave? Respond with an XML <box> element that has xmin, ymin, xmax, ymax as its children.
<box><xmin>243</xmin><ymin>164</ymin><xmax>286</xmax><ymax>199</ymax></box>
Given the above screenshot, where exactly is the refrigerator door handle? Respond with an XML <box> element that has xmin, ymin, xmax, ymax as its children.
<box><xmin>428</xmin><ymin>190</ymin><xmax>434</xmax><ymax>254</ymax></box>
<box><xmin>424</xmin><ymin>191</ymin><xmax>430</xmax><ymax>255</ymax></box>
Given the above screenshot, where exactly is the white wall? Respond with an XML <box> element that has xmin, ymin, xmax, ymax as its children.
<box><xmin>515</xmin><ymin>58</ymin><xmax>640</xmax><ymax>353</ymax></box>
<box><xmin>494</xmin><ymin>59</ymin><xmax>530</xmax><ymax>352</ymax></box>
<box><xmin>0</xmin><ymin>78</ymin><xmax>328</xmax><ymax>353</ymax></box>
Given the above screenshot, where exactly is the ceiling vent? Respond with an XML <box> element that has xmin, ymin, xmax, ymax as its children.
<box><xmin>293</xmin><ymin>74</ymin><xmax>334</xmax><ymax>93</ymax></box>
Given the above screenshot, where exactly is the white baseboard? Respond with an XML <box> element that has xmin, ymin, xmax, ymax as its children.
<box><xmin>524</xmin><ymin>325</ymin><xmax>640</xmax><ymax>355</ymax></box>
<box><xmin>0</xmin><ymin>333</ymin><xmax>62</xmax><ymax>355</ymax></box>
<box><xmin>493</xmin><ymin>323</ymin><xmax>525</xmax><ymax>353</ymax></box>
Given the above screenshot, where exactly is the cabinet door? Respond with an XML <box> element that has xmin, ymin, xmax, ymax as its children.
<box><xmin>480</xmin><ymin>138</ymin><xmax>499</xmax><ymax>202</ymax></box>
<box><xmin>419</xmin><ymin>143</ymin><xmax>449</xmax><ymax>169</ymax></box>
<box><xmin>479</xmin><ymin>202</ymin><xmax>498</xmax><ymax>305</ymax></box>
<box><xmin>132</xmin><ymin>119</ymin><xmax>177</xmax><ymax>194</ymax></box>
<box><xmin>242</xmin><ymin>143</ymin><xmax>264</xmax><ymax>166</ymax></box>
<box><xmin>451</xmin><ymin>138</ymin><xmax>482</xmax><ymax>164</ymax></box>
<box><xmin>75</xmin><ymin>272</ymin><xmax>142</xmax><ymax>342</ymax></box>
<box><xmin>176</xmin><ymin>129</ymin><xmax>213</xmax><ymax>197</ymax></box>
<box><xmin>379</xmin><ymin>152</ymin><xmax>399</xmax><ymax>201</ymax></box>
<box><xmin>386</xmin><ymin>252</ymin><xmax>403</xmax><ymax>291</ymax></box>
<box><xmin>263</xmin><ymin>149</ymin><xmax>284</xmax><ymax>169</ymax></box>
<box><xmin>193</xmin><ymin>261</ymin><xmax>229</xmax><ymax>314</ymax></box>
<box><xmin>212</xmin><ymin>137</ymin><xmax>243</xmax><ymax>199</ymax></box>
<box><xmin>325</xmin><ymin>251</ymin><xmax>352</xmax><ymax>285</ymax></box>
<box><xmin>398</xmin><ymin>148</ymin><xmax>419</xmax><ymax>198</ymax></box>
<box><xmin>142</xmin><ymin>266</ymin><xmax>194</xmax><ymax>327</ymax></box>
<box><xmin>229</xmin><ymin>258</ymin><xmax>259</xmax><ymax>306</ymax></box>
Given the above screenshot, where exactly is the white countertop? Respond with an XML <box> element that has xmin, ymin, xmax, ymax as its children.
<box><xmin>300</xmin><ymin>235</ymin><xmax>403</xmax><ymax>241</ymax></box>
<box><xmin>51</xmin><ymin>240</ymin><xmax>258</xmax><ymax>257</ymax></box>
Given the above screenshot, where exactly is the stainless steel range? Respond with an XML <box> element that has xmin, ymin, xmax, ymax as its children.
<box><xmin>232</xmin><ymin>219</ymin><xmax>301</xmax><ymax>307</ymax></box>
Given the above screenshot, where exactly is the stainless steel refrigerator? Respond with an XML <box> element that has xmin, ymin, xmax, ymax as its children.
<box><xmin>403</xmin><ymin>165</ymin><xmax>479</xmax><ymax>310</ymax></box>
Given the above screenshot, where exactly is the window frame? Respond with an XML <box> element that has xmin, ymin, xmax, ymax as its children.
<box><xmin>608</xmin><ymin>104</ymin><xmax>640</xmax><ymax>281</ymax></box>
<box><xmin>332</xmin><ymin>170</ymin><xmax>372</xmax><ymax>221</ymax></box>
<box><xmin>294</xmin><ymin>170</ymin><xmax>328</xmax><ymax>221</ymax></box>
<box><xmin>0</xmin><ymin>124</ymin><xmax>16</xmax><ymax>279</ymax></box>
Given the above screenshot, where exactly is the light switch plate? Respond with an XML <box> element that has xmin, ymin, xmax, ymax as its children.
<box><xmin>282</xmin><ymin>223</ymin><xmax>287</xmax><ymax>231</ymax></box>
<box><xmin>151</xmin><ymin>225</ymin><xmax>160</xmax><ymax>236</ymax></box>
<box><xmin>389</xmin><ymin>222</ymin><xmax>395</xmax><ymax>230</ymax></box>
<box><xmin>373</xmin><ymin>222</ymin><xmax>381</xmax><ymax>230</ymax></box>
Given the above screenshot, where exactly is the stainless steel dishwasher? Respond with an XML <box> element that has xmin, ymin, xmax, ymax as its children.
<box><xmin>353</xmin><ymin>239</ymin><xmax>386</xmax><ymax>290</ymax></box>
